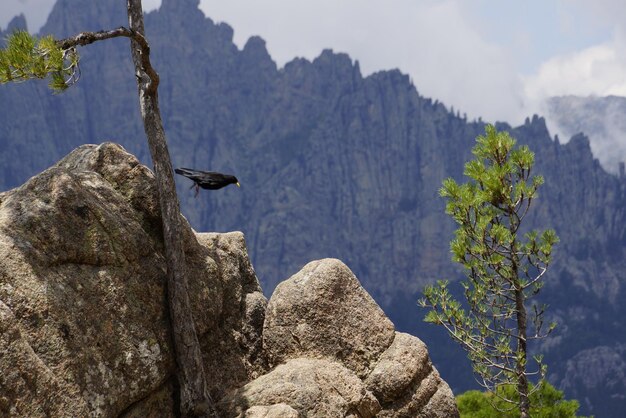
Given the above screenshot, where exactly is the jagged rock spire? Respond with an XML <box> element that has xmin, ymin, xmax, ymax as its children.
<box><xmin>6</xmin><ymin>14</ymin><xmax>28</xmax><ymax>32</ymax></box>
<box><xmin>160</xmin><ymin>0</ymin><xmax>200</xmax><ymax>12</ymax></box>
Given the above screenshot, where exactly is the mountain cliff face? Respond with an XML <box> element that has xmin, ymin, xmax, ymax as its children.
<box><xmin>1</xmin><ymin>0</ymin><xmax>625</xmax><ymax>416</ymax></box>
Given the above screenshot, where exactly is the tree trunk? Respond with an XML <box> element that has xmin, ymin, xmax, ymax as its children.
<box><xmin>126</xmin><ymin>1</ymin><xmax>215</xmax><ymax>416</ymax></box>
<box><xmin>515</xmin><ymin>286</ymin><xmax>530</xmax><ymax>418</ymax></box>
<box><xmin>511</xmin><ymin>233</ymin><xmax>530</xmax><ymax>418</ymax></box>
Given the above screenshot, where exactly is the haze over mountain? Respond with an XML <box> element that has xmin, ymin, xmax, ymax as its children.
<box><xmin>1</xmin><ymin>0</ymin><xmax>625</xmax><ymax>416</ymax></box>
<box><xmin>547</xmin><ymin>95</ymin><xmax>626</xmax><ymax>174</ymax></box>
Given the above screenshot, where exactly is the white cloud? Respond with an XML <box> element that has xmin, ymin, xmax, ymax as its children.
<box><xmin>524</xmin><ymin>42</ymin><xmax>626</xmax><ymax>101</ymax></box>
<box><xmin>526</xmin><ymin>0</ymin><xmax>626</xmax><ymax>103</ymax></box>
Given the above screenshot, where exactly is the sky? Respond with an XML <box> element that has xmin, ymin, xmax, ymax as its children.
<box><xmin>1</xmin><ymin>0</ymin><xmax>625</xmax><ymax>129</ymax></box>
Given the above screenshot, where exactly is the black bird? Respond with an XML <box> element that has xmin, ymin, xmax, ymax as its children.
<box><xmin>175</xmin><ymin>167</ymin><xmax>240</xmax><ymax>197</ymax></box>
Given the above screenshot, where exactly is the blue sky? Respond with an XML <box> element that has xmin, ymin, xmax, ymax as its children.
<box><xmin>1</xmin><ymin>0</ymin><xmax>625</xmax><ymax>125</ymax></box>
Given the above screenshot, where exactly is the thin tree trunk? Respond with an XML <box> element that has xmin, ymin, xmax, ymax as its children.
<box><xmin>510</xmin><ymin>230</ymin><xmax>530</xmax><ymax>418</ymax></box>
<box><xmin>126</xmin><ymin>1</ymin><xmax>215</xmax><ymax>416</ymax></box>
<box><xmin>515</xmin><ymin>287</ymin><xmax>530</xmax><ymax>418</ymax></box>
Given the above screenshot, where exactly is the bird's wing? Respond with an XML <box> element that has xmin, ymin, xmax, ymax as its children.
<box><xmin>176</xmin><ymin>167</ymin><xmax>222</xmax><ymax>175</ymax></box>
<box><xmin>175</xmin><ymin>167</ymin><xmax>219</xmax><ymax>181</ymax></box>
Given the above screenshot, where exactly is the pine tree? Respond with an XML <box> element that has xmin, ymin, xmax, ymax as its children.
<box><xmin>419</xmin><ymin>125</ymin><xmax>559</xmax><ymax>418</ymax></box>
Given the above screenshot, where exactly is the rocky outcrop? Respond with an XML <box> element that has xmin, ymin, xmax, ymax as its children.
<box><xmin>220</xmin><ymin>258</ymin><xmax>457</xmax><ymax>417</ymax></box>
<box><xmin>0</xmin><ymin>143</ymin><xmax>265</xmax><ymax>416</ymax></box>
<box><xmin>0</xmin><ymin>143</ymin><xmax>456</xmax><ymax>417</ymax></box>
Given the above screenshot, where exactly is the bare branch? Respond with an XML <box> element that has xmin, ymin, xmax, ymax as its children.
<box><xmin>57</xmin><ymin>27</ymin><xmax>133</xmax><ymax>49</ymax></box>
<box><xmin>57</xmin><ymin>27</ymin><xmax>159</xmax><ymax>94</ymax></box>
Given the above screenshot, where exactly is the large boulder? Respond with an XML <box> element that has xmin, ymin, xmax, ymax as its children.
<box><xmin>263</xmin><ymin>258</ymin><xmax>395</xmax><ymax>377</ymax></box>
<box><xmin>223</xmin><ymin>258</ymin><xmax>459</xmax><ymax>417</ymax></box>
<box><xmin>0</xmin><ymin>143</ymin><xmax>266</xmax><ymax>417</ymax></box>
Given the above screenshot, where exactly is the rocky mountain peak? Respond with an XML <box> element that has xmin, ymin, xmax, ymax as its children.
<box><xmin>242</xmin><ymin>35</ymin><xmax>276</xmax><ymax>71</ymax></box>
<box><xmin>566</xmin><ymin>132</ymin><xmax>592</xmax><ymax>153</ymax></box>
<box><xmin>160</xmin><ymin>0</ymin><xmax>201</xmax><ymax>13</ymax></box>
<box><xmin>313</xmin><ymin>48</ymin><xmax>361</xmax><ymax>78</ymax></box>
<box><xmin>156</xmin><ymin>0</ymin><xmax>206</xmax><ymax>30</ymax></box>
<box><xmin>5</xmin><ymin>14</ymin><xmax>28</xmax><ymax>32</ymax></box>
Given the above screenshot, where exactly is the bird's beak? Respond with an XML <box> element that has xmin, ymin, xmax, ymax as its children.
<box><xmin>236</xmin><ymin>182</ymin><xmax>241</xmax><ymax>187</ymax></box>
